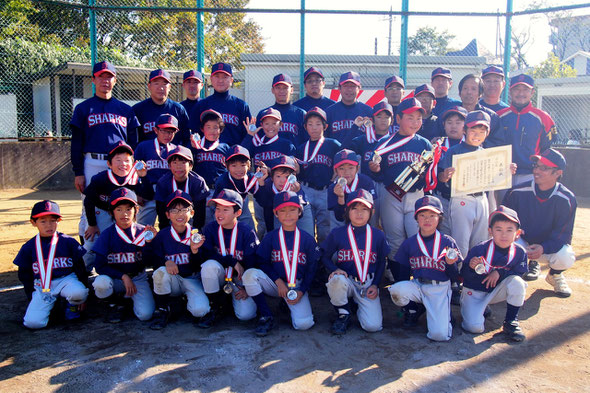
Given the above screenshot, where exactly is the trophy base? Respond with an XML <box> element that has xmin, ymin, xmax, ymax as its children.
<box><xmin>385</xmin><ymin>183</ymin><xmax>406</xmax><ymax>202</ymax></box>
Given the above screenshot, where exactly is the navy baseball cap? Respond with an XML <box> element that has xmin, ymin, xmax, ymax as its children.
<box><xmin>304</xmin><ymin>66</ymin><xmax>324</xmax><ymax>80</ymax></box>
<box><xmin>304</xmin><ymin>106</ymin><xmax>327</xmax><ymax>123</ymax></box>
<box><xmin>271</xmin><ymin>155</ymin><xmax>297</xmax><ymax>171</ymax></box>
<box><xmin>107</xmin><ymin>141</ymin><xmax>134</xmax><ymax>160</ymax></box>
<box><xmin>510</xmin><ymin>74</ymin><xmax>534</xmax><ymax>89</ymax></box>
<box><xmin>414</xmin><ymin>84</ymin><xmax>436</xmax><ymax>98</ymax></box>
<box><xmin>431</xmin><ymin>67</ymin><xmax>452</xmax><ymax>80</ymax></box>
<box><xmin>225</xmin><ymin>145</ymin><xmax>250</xmax><ymax>162</ymax></box>
<box><xmin>200</xmin><ymin>109</ymin><xmax>223</xmax><ymax>122</ymax></box>
<box><xmin>372</xmin><ymin>101</ymin><xmax>394</xmax><ymax>117</ymax></box>
<box><xmin>260</xmin><ymin>107</ymin><xmax>282</xmax><ymax>122</ymax></box>
<box><xmin>442</xmin><ymin>106</ymin><xmax>468</xmax><ymax>121</ymax></box>
<box><xmin>273</xmin><ymin>190</ymin><xmax>302</xmax><ymax>212</ymax></box>
<box><xmin>489</xmin><ymin>205</ymin><xmax>520</xmax><ymax>227</ymax></box>
<box><xmin>272</xmin><ymin>74</ymin><xmax>292</xmax><ymax>87</ymax></box>
<box><xmin>346</xmin><ymin>189</ymin><xmax>374</xmax><ymax>209</ymax></box>
<box><xmin>208</xmin><ymin>188</ymin><xmax>243</xmax><ymax>210</ymax></box>
<box><xmin>183</xmin><ymin>70</ymin><xmax>203</xmax><ymax>82</ymax></box>
<box><xmin>31</xmin><ymin>200</ymin><xmax>62</xmax><ymax>220</ymax></box>
<box><xmin>109</xmin><ymin>187</ymin><xmax>138</xmax><ymax>206</ymax></box>
<box><xmin>334</xmin><ymin>149</ymin><xmax>360</xmax><ymax>169</ymax></box>
<box><xmin>93</xmin><ymin>61</ymin><xmax>116</xmax><ymax>77</ymax></box>
<box><xmin>414</xmin><ymin>195</ymin><xmax>444</xmax><ymax>217</ymax></box>
<box><xmin>530</xmin><ymin>148</ymin><xmax>566</xmax><ymax>170</ymax></box>
<box><xmin>166</xmin><ymin>190</ymin><xmax>193</xmax><ymax>207</ymax></box>
<box><xmin>384</xmin><ymin>75</ymin><xmax>405</xmax><ymax>89</ymax></box>
<box><xmin>149</xmin><ymin>69</ymin><xmax>171</xmax><ymax>83</ymax></box>
<box><xmin>465</xmin><ymin>110</ymin><xmax>491</xmax><ymax>129</ymax></box>
<box><xmin>396</xmin><ymin>98</ymin><xmax>426</xmax><ymax>116</ymax></box>
<box><xmin>339</xmin><ymin>71</ymin><xmax>361</xmax><ymax>87</ymax></box>
<box><xmin>482</xmin><ymin>65</ymin><xmax>504</xmax><ymax>79</ymax></box>
<box><xmin>167</xmin><ymin>145</ymin><xmax>193</xmax><ymax>163</ymax></box>
<box><xmin>156</xmin><ymin>114</ymin><xmax>179</xmax><ymax>130</ymax></box>
<box><xmin>211</xmin><ymin>62</ymin><xmax>233</xmax><ymax>76</ymax></box>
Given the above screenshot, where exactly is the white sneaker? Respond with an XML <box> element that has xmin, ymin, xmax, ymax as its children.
<box><xmin>545</xmin><ymin>273</ymin><xmax>572</xmax><ymax>297</ymax></box>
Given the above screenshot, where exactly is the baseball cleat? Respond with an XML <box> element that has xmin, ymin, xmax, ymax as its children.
<box><xmin>546</xmin><ymin>272</ymin><xmax>572</xmax><ymax>297</ymax></box>
<box><xmin>503</xmin><ymin>319</ymin><xmax>526</xmax><ymax>342</ymax></box>
<box><xmin>523</xmin><ymin>261</ymin><xmax>540</xmax><ymax>281</ymax></box>
<box><xmin>331</xmin><ymin>313</ymin><xmax>351</xmax><ymax>335</ymax></box>
<box><xmin>255</xmin><ymin>316</ymin><xmax>275</xmax><ymax>337</ymax></box>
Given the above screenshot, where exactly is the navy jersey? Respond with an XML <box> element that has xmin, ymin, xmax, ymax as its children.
<box><xmin>132</xmin><ymin>98</ymin><xmax>190</xmax><ymax>147</ymax></box>
<box><xmin>503</xmin><ymin>181</ymin><xmax>577</xmax><ymax>254</ymax></box>
<box><xmin>432</xmin><ymin>96</ymin><xmax>462</xmax><ymax>118</ymax></box>
<box><xmin>434</xmin><ymin>137</ymin><xmax>462</xmax><ymax>199</ymax></box>
<box><xmin>256</xmin><ymin>103</ymin><xmax>307</xmax><ymax>147</ymax></box>
<box><xmin>181</xmin><ymin>98</ymin><xmax>199</xmax><ymax>118</ymax></box>
<box><xmin>325</xmin><ymin>101</ymin><xmax>373</xmax><ymax>146</ymax></box>
<box><xmin>201</xmin><ymin>221</ymin><xmax>259</xmax><ymax>269</ymax></box>
<box><xmin>475</xmin><ymin>103</ymin><xmax>505</xmax><ymax>148</ymax></box>
<box><xmin>147</xmin><ymin>225</ymin><xmax>201</xmax><ymax>277</ymax></box>
<box><xmin>190</xmin><ymin>140</ymin><xmax>230</xmax><ymax>187</ymax></box>
<box><xmin>70</xmin><ymin>96</ymin><xmax>140</xmax><ymax>176</ymax></box>
<box><xmin>461</xmin><ymin>239</ymin><xmax>528</xmax><ymax>293</ymax></box>
<box><xmin>417</xmin><ymin>114</ymin><xmax>442</xmax><ymax>142</ymax></box>
<box><xmin>214</xmin><ymin>171</ymin><xmax>260</xmax><ymax>200</ymax></box>
<box><xmin>154</xmin><ymin>171</ymin><xmax>209</xmax><ymax>229</ymax></box>
<box><xmin>327</xmin><ymin>174</ymin><xmax>377</xmax><ymax>222</ymax></box>
<box><xmin>349</xmin><ymin>133</ymin><xmax>387</xmax><ymax>183</ymax></box>
<box><xmin>93</xmin><ymin>223</ymin><xmax>148</xmax><ymax>279</ymax></box>
<box><xmin>241</xmin><ymin>135</ymin><xmax>296</xmax><ymax>166</ymax></box>
<box><xmin>296</xmin><ymin>137</ymin><xmax>342</xmax><ymax>189</ymax></box>
<box><xmin>321</xmin><ymin>224</ymin><xmax>390</xmax><ymax>284</ymax></box>
<box><xmin>256</xmin><ymin>227</ymin><xmax>320</xmax><ymax>293</ymax></box>
<box><xmin>479</xmin><ymin>98</ymin><xmax>509</xmax><ymax>113</ymax></box>
<box><xmin>190</xmin><ymin>91</ymin><xmax>252</xmax><ymax>147</ymax></box>
<box><xmin>254</xmin><ymin>179</ymin><xmax>310</xmax><ymax>232</ymax></box>
<box><xmin>394</xmin><ymin>231</ymin><xmax>461</xmax><ymax>282</ymax></box>
<box><xmin>293</xmin><ymin>95</ymin><xmax>336</xmax><ymax>112</ymax></box>
<box><xmin>438</xmin><ymin>142</ymin><xmax>483</xmax><ymax>195</ymax></box>
<box><xmin>134</xmin><ymin>139</ymin><xmax>176</xmax><ymax>187</ymax></box>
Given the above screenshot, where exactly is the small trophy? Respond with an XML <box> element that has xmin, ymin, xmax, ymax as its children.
<box><xmin>386</xmin><ymin>148</ymin><xmax>436</xmax><ymax>201</ymax></box>
<box><xmin>143</xmin><ymin>230</ymin><xmax>154</xmax><ymax>242</ymax></box>
<box><xmin>337</xmin><ymin>177</ymin><xmax>347</xmax><ymax>188</ymax></box>
<box><xmin>134</xmin><ymin>161</ymin><xmax>145</xmax><ymax>171</ymax></box>
<box><xmin>191</xmin><ymin>230</ymin><xmax>202</xmax><ymax>244</ymax></box>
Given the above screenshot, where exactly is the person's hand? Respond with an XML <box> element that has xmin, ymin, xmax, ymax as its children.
<box><xmin>509</xmin><ymin>162</ymin><xmax>518</xmax><ymax>175</ymax></box>
<box><xmin>290</xmin><ymin>181</ymin><xmax>301</xmax><ymax>192</ymax></box>
<box><xmin>275</xmin><ymin>279</ymin><xmax>288</xmax><ymax>298</ymax></box>
<box><xmin>137</xmin><ymin>196</ymin><xmax>146</xmax><ymax>207</ymax></box>
<box><xmin>439</xmin><ymin>167</ymin><xmax>455</xmax><ymax>182</ymax></box>
<box><xmin>234</xmin><ymin>287</ymin><xmax>248</xmax><ymax>300</ymax></box>
<box><xmin>368</xmin><ymin>161</ymin><xmax>381</xmax><ymax>173</ymax></box>
<box><xmin>527</xmin><ymin>244</ymin><xmax>544</xmax><ymax>260</ymax></box>
<box><xmin>84</xmin><ymin>225</ymin><xmax>100</xmax><ymax>241</ymax></box>
<box><xmin>234</xmin><ymin>262</ymin><xmax>244</xmax><ymax>280</ymax></box>
<box><xmin>469</xmin><ymin>256</ymin><xmax>483</xmax><ymax>269</ymax></box>
<box><xmin>190</xmin><ymin>234</ymin><xmax>205</xmax><ymax>253</ymax></box>
<box><xmin>135</xmin><ymin>161</ymin><xmax>148</xmax><ymax>177</ymax></box>
<box><xmin>121</xmin><ymin>274</ymin><xmax>137</xmax><ymax>297</ymax></box>
<box><xmin>445</xmin><ymin>250</ymin><xmax>458</xmax><ymax>265</ymax></box>
<box><xmin>243</xmin><ymin>117</ymin><xmax>260</xmax><ymax>136</ymax></box>
<box><xmin>482</xmin><ymin>270</ymin><xmax>500</xmax><ymax>289</ymax></box>
<box><xmin>75</xmin><ymin>176</ymin><xmax>86</xmax><ymax>193</ymax></box>
<box><xmin>366</xmin><ymin>285</ymin><xmax>378</xmax><ymax>299</ymax></box>
<box><xmin>286</xmin><ymin>290</ymin><xmax>303</xmax><ymax>305</ymax></box>
<box><xmin>328</xmin><ymin>269</ymin><xmax>348</xmax><ymax>280</ymax></box>
<box><xmin>144</xmin><ymin>225</ymin><xmax>157</xmax><ymax>242</ymax></box>
<box><xmin>333</xmin><ymin>183</ymin><xmax>345</xmax><ymax>198</ymax></box>
<box><xmin>353</xmin><ymin>116</ymin><xmax>365</xmax><ymax>128</ymax></box>
<box><xmin>165</xmin><ymin>260</ymin><xmax>179</xmax><ymax>275</ymax></box>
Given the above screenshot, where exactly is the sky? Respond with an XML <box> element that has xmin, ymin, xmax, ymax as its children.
<box><xmin>245</xmin><ymin>0</ymin><xmax>589</xmax><ymax>67</ymax></box>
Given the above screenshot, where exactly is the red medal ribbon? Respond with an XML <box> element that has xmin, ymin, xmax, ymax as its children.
<box><xmin>278</xmin><ymin>226</ymin><xmax>300</xmax><ymax>287</ymax></box>
<box><xmin>347</xmin><ymin>224</ymin><xmax>372</xmax><ymax>283</ymax></box>
<box><xmin>34</xmin><ymin>232</ymin><xmax>59</xmax><ymax>292</ymax></box>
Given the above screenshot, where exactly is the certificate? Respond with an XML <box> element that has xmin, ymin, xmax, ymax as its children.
<box><xmin>451</xmin><ymin>145</ymin><xmax>512</xmax><ymax>197</ymax></box>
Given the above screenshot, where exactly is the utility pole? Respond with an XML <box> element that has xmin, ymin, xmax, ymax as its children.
<box><xmin>388</xmin><ymin>6</ymin><xmax>393</xmax><ymax>56</ymax></box>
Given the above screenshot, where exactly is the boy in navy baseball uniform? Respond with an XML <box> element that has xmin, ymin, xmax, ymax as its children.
<box><xmin>414</xmin><ymin>84</ymin><xmax>442</xmax><ymax>141</ymax></box>
<box><xmin>387</xmin><ymin>196</ymin><xmax>462</xmax><ymax>341</ymax></box>
<box><xmin>243</xmin><ymin>191</ymin><xmax>320</xmax><ymax>336</ymax></box>
<box><xmin>242</xmin><ymin>107</ymin><xmax>296</xmax><ymax>165</ymax></box>
<box><xmin>322</xmin><ymin>190</ymin><xmax>389</xmax><ymax>334</ymax></box>
<box><xmin>134</xmin><ymin>114</ymin><xmax>179</xmax><ymax>226</ymax></box>
<box><xmin>293</xmin><ymin>67</ymin><xmax>336</xmax><ymax>112</ymax></box>
<box><xmin>148</xmin><ymin>191</ymin><xmax>209</xmax><ymax>330</ymax></box>
<box><xmin>13</xmin><ymin>201</ymin><xmax>89</xmax><ymax>329</ymax></box>
<box><xmin>460</xmin><ymin>206</ymin><xmax>528</xmax><ymax>342</ymax></box>
<box><xmin>431</xmin><ymin>67</ymin><xmax>461</xmax><ymax>118</ymax></box>
<box><xmin>196</xmin><ymin>189</ymin><xmax>259</xmax><ymax>328</ymax></box>
<box><xmin>92</xmin><ymin>188</ymin><xmax>156</xmax><ymax>323</ymax></box>
<box><xmin>325</xmin><ymin>71</ymin><xmax>373</xmax><ymax>146</ymax></box>
<box><xmin>191</xmin><ymin>62</ymin><xmax>252</xmax><ymax>146</ymax></box>
<box><xmin>296</xmin><ymin>107</ymin><xmax>342</xmax><ymax>243</ymax></box>
<box><xmin>180</xmin><ymin>70</ymin><xmax>203</xmax><ymax>116</ymax></box>
<box><xmin>133</xmin><ymin>69</ymin><xmax>190</xmax><ymax>147</ymax></box>
<box><xmin>154</xmin><ymin>146</ymin><xmax>209</xmax><ymax>229</ymax></box>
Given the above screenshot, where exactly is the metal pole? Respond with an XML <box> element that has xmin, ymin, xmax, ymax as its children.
<box><xmin>388</xmin><ymin>6</ymin><xmax>392</xmax><ymax>56</ymax></box>
<box><xmin>299</xmin><ymin>0</ymin><xmax>305</xmax><ymax>99</ymax></box>
<box><xmin>89</xmin><ymin>0</ymin><xmax>97</xmax><ymax>95</ymax></box>
<box><xmin>197</xmin><ymin>0</ymin><xmax>205</xmax><ymax>97</ymax></box>
<box><xmin>399</xmin><ymin>0</ymin><xmax>409</xmax><ymax>82</ymax></box>
<box><xmin>503</xmin><ymin>0</ymin><xmax>513</xmax><ymax>103</ymax></box>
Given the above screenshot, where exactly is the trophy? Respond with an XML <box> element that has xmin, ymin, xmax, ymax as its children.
<box><xmin>386</xmin><ymin>147</ymin><xmax>436</xmax><ymax>201</ymax></box>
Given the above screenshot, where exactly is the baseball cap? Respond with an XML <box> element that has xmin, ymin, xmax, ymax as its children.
<box><xmin>211</xmin><ymin>62</ymin><xmax>233</xmax><ymax>76</ymax></box>
<box><xmin>414</xmin><ymin>195</ymin><xmax>444</xmax><ymax>217</ymax></box>
<box><xmin>273</xmin><ymin>190</ymin><xmax>302</xmax><ymax>212</ymax></box>
<box><xmin>304</xmin><ymin>106</ymin><xmax>327</xmax><ymax>123</ymax></box>
<box><xmin>259</xmin><ymin>107</ymin><xmax>282</xmax><ymax>122</ymax></box>
<box><xmin>31</xmin><ymin>200</ymin><xmax>62</xmax><ymax>220</ymax></box>
<box><xmin>482</xmin><ymin>65</ymin><xmax>505</xmax><ymax>79</ymax></box>
<box><xmin>109</xmin><ymin>187</ymin><xmax>138</xmax><ymax>206</ymax></box>
<box><xmin>156</xmin><ymin>114</ymin><xmax>179</xmax><ymax>130</ymax></box>
<box><xmin>334</xmin><ymin>149</ymin><xmax>360</xmax><ymax>169</ymax></box>
<box><xmin>530</xmin><ymin>148</ymin><xmax>566</xmax><ymax>170</ymax></box>
<box><xmin>149</xmin><ymin>69</ymin><xmax>171</xmax><ymax>83</ymax></box>
<box><xmin>107</xmin><ymin>141</ymin><xmax>134</xmax><ymax>160</ymax></box>
<box><xmin>395</xmin><ymin>98</ymin><xmax>426</xmax><ymax>117</ymax></box>
<box><xmin>414</xmin><ymin>84</ymin><xmax>436</xmax><ymax>98</ymax></box>
<box><xmin>183</xmin><ymin>70</ymin><xmax>203</xmax><ymax>82</ymax></box>
<box><xmin>431</xmin><ymin>67</ymin><xmax>452</xmax><ymax>80</ymax></box>
<box><xmin>442</xmin><ymin>106</ymin><xmax>468</xmax><ymax>122</ymax></box>
<box><xmin>339</xmin><ymin>71</ymin><xmax>361</xmax><ymax>87</ymax></box>
<box><xmin>465</xmin><ymin>110</ymin><xmax>491</xmax><ymax>129</ymax></box>
<box><xmin>166</xmin><ymin>190</ymin><xmax>193</xmax><ymax>207</ymax></box>
<box><xmin>225</xmin><ymin>145</ymin><xmax>251</xmax><ymax>162</ymax></box>
<box><xmin>346</xmin><ymin>189</ymin><xmax>374</xmax><ymax>209</ymax></box>
<box><xmin>93</xmin><ymin>61</ymin><xmax>116</xmax><ymax>77</ymax></box>
<box><xmin>200</xmin><ymin>109</ymin><xmax>223</xmax><ymax>122</ymax></box>
<box><xmin>208</xmin><ymin>188</ymin><xmax>243</xmax><ymax>210</ymax></box>
<box><xmin>489</xmin><ymin>205</ymin><xmax>520</xmax><ymax>227</ymax></box>
<box><xmin>510</xmin><ymin>74</ymin><xmax>534</xmax><ymax>89</ymax></box>
<box><xmin>271</xmin><ymin>156</ymin><xmax>297</xmax><ymax>171</ymax></box>
<box><xmin>304</xmin><ymin>66</ymin><xmax>324</xmax><ymax>81</ymax></box>
<box><xmin>272</xmin><ymin>74</ymin><xmax>292</xmax><ymax>87</ymax></box>
<box><xmin>384</xmin><ymin>75</ymin><xmax>405</xmax><ymax>89</ymax></box>
<box><xmin>167</xmin><ymin>145</ymin><xmax>193</xmax><ymax>163</ymax></box>
<box><xmin>372</xmin><ymin>101</ymin><xmax>394</xmax><ymax>117</ymax></box>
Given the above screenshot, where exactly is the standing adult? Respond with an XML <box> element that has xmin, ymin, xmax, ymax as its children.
<box><xmin>383</xmin><ymin>75</ymin><xmax>405</xmax><ymax>133</ymax></box>
<box><xmin>293</xmin><ymin>67</ymin><xmax>336</xmax><ymax>112</ymax></box>
<box><xmin>430</xmin><ymin>67</ymin><xmax>461</xmax><ymax>118</ymax></box>
<box><xmin>479</xmin><ymin>65</ymin><xmax>509</xmax><ymax>113</ymax></box>
<box><xmin>180</xmin><ymin>70</ymin><xmax>203</xmax><ymax>118</ymax></box>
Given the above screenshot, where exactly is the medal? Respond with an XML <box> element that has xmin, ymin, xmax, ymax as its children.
<box><xmin>446</xmin><ymin>248</ymin><xmax>458</xmax><ymax>261</ymax></box>
<box><xmin>474</xmin><ymin>261</ymin><xmax>487</xmax><ymax>275</ymax></box>
<box><xmin>35</xmin><ymin>232</ymin><xmax>59</xmax><ymax>293</ymax></box>
<box><xmin>248</xmin><ymin>124</ymin><xmax>257</xmax><ymax>132</ymax></box>
<box><xmin>359</xmin><ymin>288</ymin><xmax>366</xmax><ymax>298</ymax></box>
<box><xmin>348</xmin><ymin>224</ymin><xmax>372</xmax><ymax>290</ymax></box>
<box><xmin>190</xmin><ymin>229</ymin><xmax>202</xmax><ymax>244</ymax></box>
<box><xmin>337</xmin><ymin>177</ymin><xmax>347</xmax><ymax>188</ymax></box>
<box><xmin>286</xmin><ymin>289</ymin><xmax>298</xmax><ymax>300</ymax></box>
<box><xmin>143</xmin><ymin>230</ymin><xmax>154</xmax><ymax>241</ymax></box>
<box><xmin>134</xmin><ymin>161</ymin><xmax>145</xmax><ymax>171</ymax></box>
<box><xmin>254</xmin><ymin>171</ymin><xmax>264</xmax><ymax>179</ymax></box>
<box><xmin>223</xmin><ymin>267</ymin><xmax>234</xmax><ymax>294</ymax></box>
<box><xmin>280</xmin><ymin>174</ymin><xmax>297</xmax><ymax>192</ymax></box>
<box><xmin>279</xmin><ymin>226</ymin><xmax>301</xmax><ymax>298</ymax></box>
<box><xmin>371</xmin><ymin>152</ymin><xmax>382</xmax><ymax>164</ymax></box>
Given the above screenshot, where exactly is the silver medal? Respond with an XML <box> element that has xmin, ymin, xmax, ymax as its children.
<box><xmin>286</xmin><ymin>289</ymin><xmax>298</xmax><ymax>300</ymax></box>
<box><xmin>363</xmin><ymin>119</ymin><xmax>372</xmax><ymax>128</ymax></box>
<box><xmin>248</xmin><ymin>124</ymin><xmax>257</xmax><ymax>132</ymax></box>
<box><xmin>371</xmin><ymin>152</ymin><xmax>382</xmax><ymax>164</ymax></box>
<box><xmin>337</xmin><ymin>177</ymin><xmax>347</xmax><ymax>188</ymax></box>
<box><xmin>191</xmin><ymin>230</ymin><xmax>202</xmax><ymax>244</ymax></box>
<box><xmin>223</xmin><ymin>283</ymin><xmax>233</xmax><ymax>294</ymax></box>
<box><xmin>287</xmin><ymin>174</ymin><xmax>297</xmax><ymax>184</ymax></box>
<box><xmin>446</xmin><ymin>248</ymin><xmax>458</xmax><ymax>261</ymax></box>
<box><xmin>474</xmin><ymin>263</ymin><xmax>486</xmax><ymax>275</ymax></box>
<box><xmin>134</xmin><ymin>161</ymin><xmax>145</xmax><ymax>171</ymax></box>
<box><xmin>143</xmin><ymin>230</ymin><xmax>154</xmax><ymax>241</ymax></box>
<box><xmin>254</xmin><ymin>171</ymin><xmax>264</xmax><ymax>178</ymax></box>
<box><xmin>359</xmin><ymin>288</ymin><xmax>366</xmax><ymax>297</ymax></box>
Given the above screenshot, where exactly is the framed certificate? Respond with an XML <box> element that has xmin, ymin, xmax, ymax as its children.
<box><xmin>451</xmin><ymin>145</ymin><xmax>512</xmax><ymax>197</ymax></box>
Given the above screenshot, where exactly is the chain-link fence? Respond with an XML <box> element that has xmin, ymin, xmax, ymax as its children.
<box><xmin>1</xmin><ymin>0</ymin><xmax>589</xmax><ymax>145</ymax></box>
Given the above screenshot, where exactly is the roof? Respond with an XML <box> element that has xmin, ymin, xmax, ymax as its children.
<box><xmin>562</xmin><ymin>50</ymin><xmax>590</xmax><ymax>63</ymax></box>
<box><xmin>241</xmin><ymin>53</ymin><xmax>486</xmax><ymax>66</ymax></box>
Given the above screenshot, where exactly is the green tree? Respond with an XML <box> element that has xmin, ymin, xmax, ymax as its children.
<box><xmin>408</xmin><ymin>26</ymin><xmax>455</xmax><ymax>56</ymax></box>
<box><xmin>532</xmin><ymin>52</ymin><xmax>577</xmax><ymax>79</ymax></box>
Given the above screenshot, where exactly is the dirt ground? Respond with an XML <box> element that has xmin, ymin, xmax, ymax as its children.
<box><xmin>1</xmin><ymin>188</ymin><xmax>589</xmax><ymax>393</ymax></box>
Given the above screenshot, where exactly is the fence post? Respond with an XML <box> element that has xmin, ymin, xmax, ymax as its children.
<box><xmin>89</xmin><ymin>0</ymin><xmax>97</xmax><ymax>94</ymax></box>
<box><xmin>399</xmin><ymin>0</ymin><xmax>409</xmax><ymax>83</ymax></box>
<box><xmin>503</xmin><ymin>0</ymin><xmax>513</xmax><ymax>103</ymax></box>
<box><xmin>300</xmin><ymin>0</ymin><xmax>306</xmax><ymax>98</ymax></box>
<box><xmin>197</xmin><ymin>0</ymin><xmax>205</xmax><ymax>97</ymax></box>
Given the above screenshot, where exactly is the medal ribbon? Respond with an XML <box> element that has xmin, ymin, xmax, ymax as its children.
<box><xmin>170</xmin><ymin>224</ymin><xmax>191</xmax><ymax>245</ymax></box>
<box><xmin>253</xmin><ymin>133</ymin><xmax>279</xmax><ymax>147</ymax></box>
<box><xmin>35</xmin><ymin>232</ymin><xmax>58</xmax><ymax>292</ymax></box>
<box><xmin>154</xmin><ymin>138</ymin><xmax>169</xmax><ymax>160</ymax></box>
<box><xmin>364</xmin><ymin>123</ymin><xmax>377</xmax><ymax>143</ymax></box>
<box><xmin>374</xmin><ymin>134</ymin><xmax>413</xmax><ymax>156</ymax></box>
<box><xmin>344</xmin><ymin>175</ymin><xmax>359</xmax><ymax>193</ymax></box>
<box><xmin>107</xmin><ymin>168</ymin><xmax>138</xmax><ymax>186</ymax></box>
<box><xmin>347</xmin><ymin>225</ymin><xmax>372</xmax><ymax>283</ymax></box>
<box><xmin>195</xmin><ymin>138</ymin><xmax>220</xmax><ymax>152</ymax></box>
<box><xmin>303</xmin><ymin>137</ymin><xmax>324</xmax><ymax>163</ymax></box>
<box><xmin>424</xmin><ymin>139</ymin><xmax>445</xmax><ymax>192</ymax></box>
<box><xmin>115</xmin><ymin>224</ymin><xmax>149</xmax><ymax>247</ymax></box>
<box><xmin>229</xmin><ymin>174</ymin><xmax>259</xmax><ymax>195</ymax></box>
<box><xmin>482</xmin><ymin>240</ymin><xmax>516</xmax><ymax>274</ymax></box>
<box><xmin>417</xmin><ymin>230</ymin><xmax>442</xmax><ymax>261</ymax></box>
<box><xmin>279</xmin><ymin>226</ymin><xmax>300</xmax><ymax>287</ymax></box>
<box><xmin>218</xmin><ymin>224</ymin><xmax>238</xmax><ymax>257</ymax></box>
<box><xmin>172</xmin><ymin>177</ymin><xmax>189</xmax><ymax>194</ymax></box>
